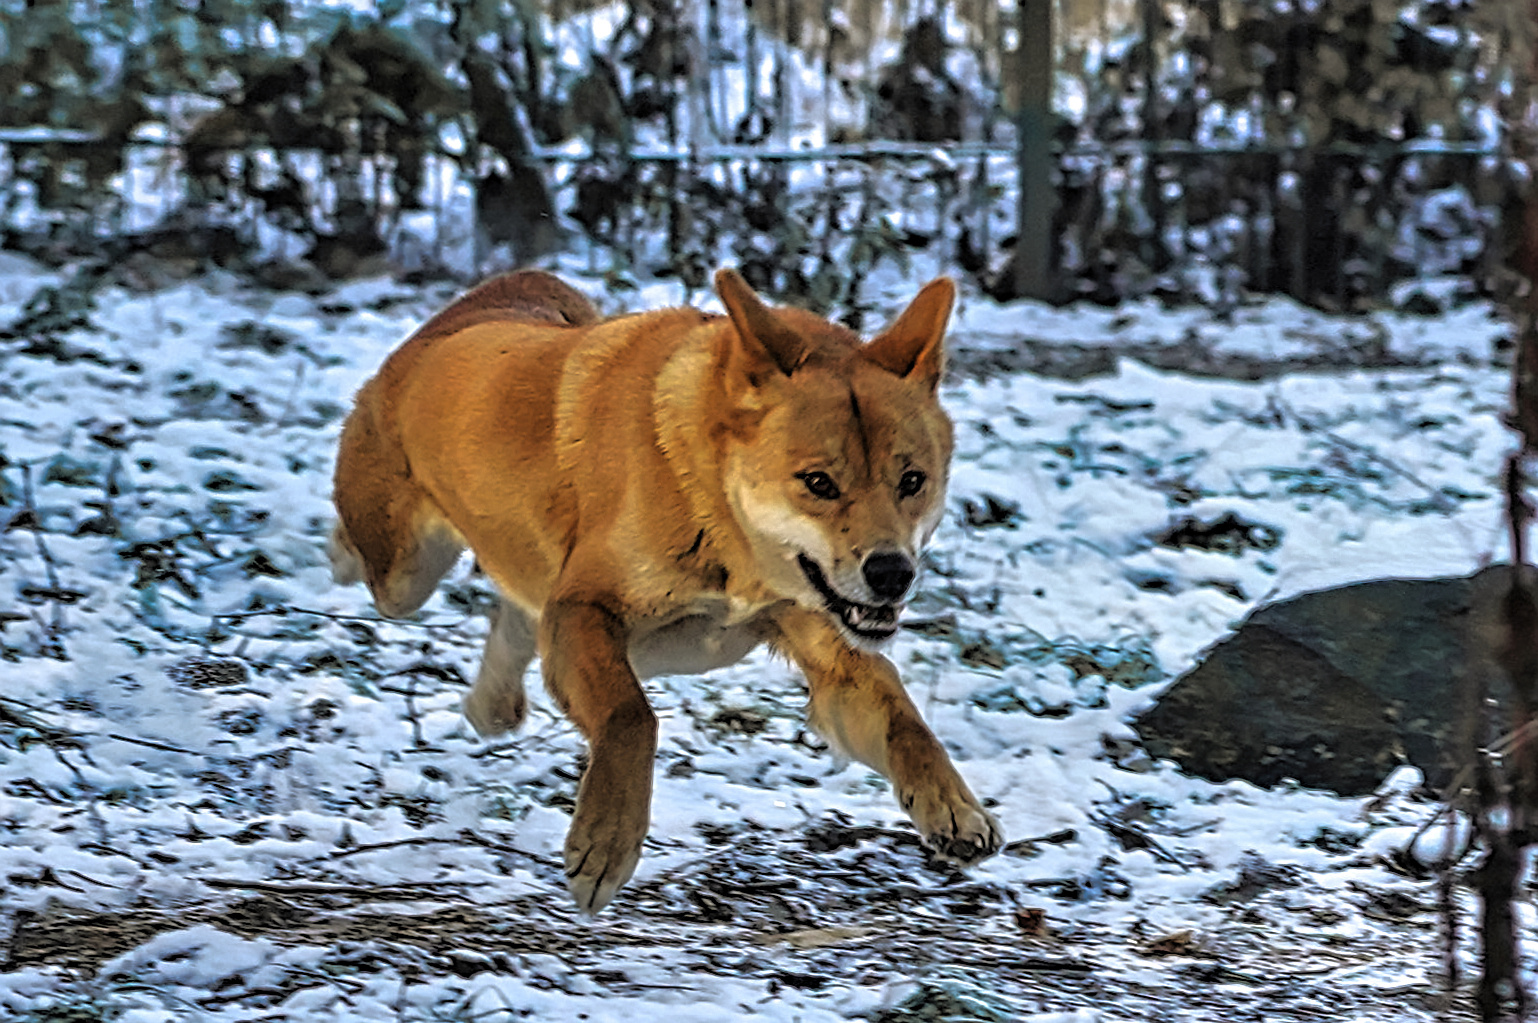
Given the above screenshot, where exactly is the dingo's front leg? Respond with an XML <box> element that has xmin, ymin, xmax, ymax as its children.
<box><xmin>539</xmin><ymin>598</ymin><xmax>656</xmax><ymax>915</ymax></box>
<box><xmin>774</xmin><ymin>607</ymin><xmax>1001</xmax><ymax>864</ymax></box>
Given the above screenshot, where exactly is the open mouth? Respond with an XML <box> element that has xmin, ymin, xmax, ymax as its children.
<box><xmin>796</xmin><ymin>554</ymin><xmax>901</xmax><ymax>641</ymax></box>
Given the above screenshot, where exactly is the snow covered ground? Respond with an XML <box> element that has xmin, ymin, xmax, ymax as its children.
<box><xmin>0</xmin><ymin>253</ymin><xmax>1521</xmax><ymax>1020</ymax></box>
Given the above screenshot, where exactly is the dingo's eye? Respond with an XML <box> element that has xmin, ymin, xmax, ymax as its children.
<box><xmin>798</xmin><ymin>471</ymin><xmax>841</xmax><ymax>500</ymax></box>
<box><xmin>898</xmin><ymin>469</ymin><xmax>927</xmax><ymax>498</ymax></box>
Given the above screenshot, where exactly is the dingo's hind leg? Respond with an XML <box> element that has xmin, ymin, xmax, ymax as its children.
<box><xmin>333</xmin><ymin>395</ymin><xmax>464</xmax><ymax>618</ymax></box>
<box><xmin>463</xmin><ymin>599</ymin><xmax>537</xmax><ymax>737</ymax></box>
<box><xmin>366</xmin><ymin>516</ymin><xmax>462</xmax><ymax>618</ymax></box>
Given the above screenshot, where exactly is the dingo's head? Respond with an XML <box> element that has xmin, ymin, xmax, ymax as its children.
<box><xmin>715</xmin><ymin>269</ymin><xmax>955</xmax><ymax>644</ymax></box>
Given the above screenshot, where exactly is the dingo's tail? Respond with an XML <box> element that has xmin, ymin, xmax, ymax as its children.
<box><xmin>416</xmin><ymin>269</ymin><xmax>599</xmax><ymax>340</ymax></box>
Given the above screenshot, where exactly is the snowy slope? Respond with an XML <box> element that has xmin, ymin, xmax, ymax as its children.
<box><xmin>0</xmin><ymin>255</ymin><xmax>1516</xmax><ymax>1020</ymax></box>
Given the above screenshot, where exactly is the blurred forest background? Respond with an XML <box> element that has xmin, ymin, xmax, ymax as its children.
<box><xmin>0</xmin><ymin>0</ymin><xmax>1534</xmax><ymax>319</ymax></box>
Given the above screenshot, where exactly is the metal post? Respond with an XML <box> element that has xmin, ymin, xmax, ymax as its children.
<box><xmin>1140</xmin><ymin>0</ymin><xmax>1162</xmax><ymax>276</ymax></box>
<box><xmin>1012</xmin><ymin>0</ymin><xmax>1055</xmax><ymax>300</ymax></box>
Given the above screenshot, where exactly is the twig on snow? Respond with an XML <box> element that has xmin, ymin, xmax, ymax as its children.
<box><xmin>270</xmin><ymin>359</ymin><xmax>308</xmax><ymax>431</ymax></box>
<box><xmin>1088</xmin><ymin>812</ymin><xmax>1190</xmax><ymax>872</ymax></box>
<box><xmin>107</xmin><ymin>732</ymin><xmax>202</xmax><ymax>757</ymax></box>
<box><xmin>211</xmin><ymin>604</ymin><xmax>473</xmax><ymax>631</ymax></box>
<box><xmin>312</xmin><ymin>835</ymin><xmax>463</xmax><ymax>863</ymax></box>
<box><xmin>1276</xmin><ymin>399</ymin><xmax>1460</xmax><ymax>514</ymax></box>
<box><xmin>14</xmin><ymin>462</ymin><xmax>69</xmax><ymax>658</ymax></box>
<box><xmin>200</xmin><ymin>877</ymin><xmax>488</xmax><ymax>896</ymax></box>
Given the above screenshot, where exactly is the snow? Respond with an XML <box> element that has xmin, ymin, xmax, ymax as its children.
<box><xmin>0</xmin><ymin>253</ymin><xmax>1520</xmax><ymax>1018</ymax></box>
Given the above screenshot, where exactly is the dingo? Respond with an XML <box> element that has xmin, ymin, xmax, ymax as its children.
<box><xmin>331</xmin><ymin>268</ymin><xmax>1002</xmax><ymax>912</ymax></box>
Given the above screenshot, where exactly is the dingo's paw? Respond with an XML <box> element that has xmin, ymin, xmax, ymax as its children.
<box><xmin>905</xmin><ymin>783</ymin><xmax>1003</xmax><ymax>866</ymax></box>
<box><xmin>462</xmin><ymin>684</ymin><xmax>525</xmax><ymax>738</ymax></box>
<box><xmin>327</xmin><ymin>522</ymin><xmax>364</xmax><ymax>586</ymax></box>
<box><xmin>463</xmin><ymin>604</ymin><xmax>535</xmax><ymax>739</ymax></box>
<box><xmin>564</xmin><ymin>804</ymin><xmax>646</xmax><ymax>915</ymax></box>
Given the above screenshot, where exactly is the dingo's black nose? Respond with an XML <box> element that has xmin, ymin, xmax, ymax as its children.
<box><xmin>863</xmin><ymin>552</ymin><xmax>914</xmax><ymax>601</ymax></box>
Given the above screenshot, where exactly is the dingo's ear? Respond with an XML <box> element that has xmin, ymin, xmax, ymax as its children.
<box><xmin>861</xmin><ymin>277</ymin><xmax>955</xmax><ymax>390</ymax></box>
<box><xmin>715</xmin><ymin>268</ymin><xmax>808</xmax><ymax>378</ymax></box>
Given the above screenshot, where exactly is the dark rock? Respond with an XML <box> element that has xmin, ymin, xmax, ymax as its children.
<box><xmin>166</xmin><ymin>655</ymin><xmax>249</xmax><ymax>689</ymax></box>
<box><xmin>1399</xmin><ymin>289</ymin><xmax>1446</xmax><ymax>316</ymax></box>
<box><xmin>1154</xmin><ymin>511</ymin><xmax>1282</xmax><ymax>556</ymax></box>
<box><xmin>250</xmin><ymin>259</ymin><xmax>333</xmax><ymax>295</ymax></box>
<box><xmin>1203</xmin><ymin>851</ymin><xmax>1306</xmax><ymax>904</ymax></box>
<box><xmin>1135</xmin><ymin>565</ymin><xmax>1527</xmax><ymax>795</ymax></box>
<box><xmin>961</xmin><ymin>494</ymin><xmax>1023</xmax><ymax>529</ymax></box>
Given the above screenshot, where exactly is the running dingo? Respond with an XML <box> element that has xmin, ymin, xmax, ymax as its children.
<box><xmin>331</xmin><ymin>268</ymin><xmax>1002</xmax><ymax>913</ymax></box>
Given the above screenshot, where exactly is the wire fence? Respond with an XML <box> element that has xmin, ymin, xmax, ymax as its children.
<box><xmin>0</xmin><ymin>0</ymin><xmax>1527</xmax><ymax>313</ymax></box>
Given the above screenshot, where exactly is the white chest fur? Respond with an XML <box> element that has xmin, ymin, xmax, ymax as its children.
<box><xmin>626</xmin><ymin>596</ymin><xmax>782</xmax><ymax>679</ymax></box>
